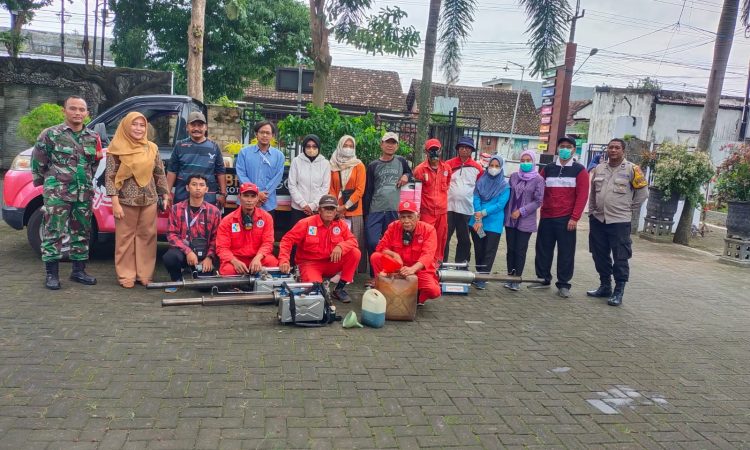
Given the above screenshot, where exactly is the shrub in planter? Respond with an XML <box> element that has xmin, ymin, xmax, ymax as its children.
<box><xmin>715</xmin><ymin>143</ymin><xmax>750</xmax><ymax>203</ymax></box>
<box><xmin>652</xmin><ymin>142</ymin><xmax>714</xmax><ymax>208</ymax></box>
<box><xmin>715</xmin><ymin>143</ymin><xmax>750</xmax><ymax>239</ymax></box>
<box><xmin>651</xmin><ymin>142</ymin><xmax>714</xmax><ymax>244</ymax></box>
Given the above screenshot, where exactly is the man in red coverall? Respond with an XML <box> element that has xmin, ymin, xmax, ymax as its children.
<box><xmin>412</xmin><ymin>138</ymin><xmax>451</xmax><ymax>262</ymax></box>
<box><xmin>370</xmin><ymin>200</ymin><xmax>441</xmax><ymax>304</ymax></box>
<box><xmin>216</xmin><ymin>182</ymin><xmax>279</xmax><ymax>275</ymax></box>
<box><xmin>279</xmin><ymin>195</ymin><xmax>361</xmax><ymax>303</ymax></box>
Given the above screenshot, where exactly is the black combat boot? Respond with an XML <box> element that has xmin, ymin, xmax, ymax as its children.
<box><xmin>587</xmin><ymin>281</ymin><xmax>612</xmax><ymax>298</ymax></box>
<box><xmin>70</xmin><ymin>261</ymin><xmax>97</xmax><ymax>285</ymax></box>
<box><xmin>45</xmin><ymin>261</ymin><xmax>61</xmax><ymax>290</ymax></box>
<box><xmin>607</xmin><ymin>282</ymin><xmax>625</xmax><ymax>307</ymax></box>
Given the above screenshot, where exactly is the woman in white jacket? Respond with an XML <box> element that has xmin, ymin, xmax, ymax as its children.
<box><xmin>288</xmin><ymin>134</ymin><xmax>331</xmax><ymax>225</ymax></box>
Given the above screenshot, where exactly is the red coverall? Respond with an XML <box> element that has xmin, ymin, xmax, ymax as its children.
<box><xmin>279</xmin><ymin>215</ymin><xmax>361</xmax><ymax>283</ymax></box>
<box><xmin>216</xmin><ymin>207</ymin><xmax>279</xmax><ymax>275</ymax></box>
<box><xmin>370</xmin><ymin>220</ymin><xmax>441</xmax><ymax>303</ymax></box>
<box><xmin>413</xmin><ymin>160</ymin><xmax>451</xmax><ymax>262</ymax></box>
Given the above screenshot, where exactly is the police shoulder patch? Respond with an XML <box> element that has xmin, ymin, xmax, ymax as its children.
<box><xmin>631</xmin><ymin>165</ymin><xmax>648</xmax><ymax>189</ymax></box>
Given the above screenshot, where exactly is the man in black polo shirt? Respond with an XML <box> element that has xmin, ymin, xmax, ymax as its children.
<box><xmin>167</xmin><ymin>111</ymin><xmax>227</xmax><ymax>207</ymax></box>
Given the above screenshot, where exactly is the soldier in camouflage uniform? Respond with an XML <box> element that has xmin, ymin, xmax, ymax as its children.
<box><xmin>31</xmin><ymin>96</ymin><xmax>101</xmax><ymax>290</ymax></box>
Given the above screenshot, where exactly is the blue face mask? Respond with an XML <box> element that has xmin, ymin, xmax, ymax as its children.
<box><xmin>558</xmin><ymin>148</ymin><xmax>573</xmax><ymax>160</ymax></box>
<box><xmin>520</xmin><ymin>162</ymin><xmax>533</xmax><ymax>172</ymax></box>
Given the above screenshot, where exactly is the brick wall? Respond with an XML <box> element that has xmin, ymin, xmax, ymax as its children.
<box><xmin>206</xmin><ymin>105</ymin><xmax>243</xmax><ymax>153</ymax></box>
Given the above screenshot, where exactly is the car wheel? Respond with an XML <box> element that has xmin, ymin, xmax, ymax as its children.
<box><xmin>27</xmin><ymin>207</ymin><xmax>44</xmax><ymax>256</ymax></box>
<box><xmin>26</xmin><ymin>208</ymin><xmax>100</xmax><ymax>259</ymax></box>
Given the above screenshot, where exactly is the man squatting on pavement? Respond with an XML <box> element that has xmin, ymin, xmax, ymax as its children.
<box><xmin>216</xmin><ymin>182</ymin><xmax>279</xmax><ymax>276</ymax></box>
<box><xmin>162</xmin><ymin>174</ymin><xmax>222</xmax><ymax>290</ymax></box>
<box><xmin>279</xmin><ymin>195</ymin><xmax>361</xmax><ymax>303</ymax></box>
<box><xmin>587</xmin><ymin>138</ymin><xmax>649</xmax><ymax>307</ymax></box>
<box><xmin>31</xmin><ymin>95</ymin><xmax>101</xmax><ymax>290</ymax></box>
<box><xmin>370</xmin><ymin>200</ymin><xmax>442</xmax><ymax>304</ymax></box>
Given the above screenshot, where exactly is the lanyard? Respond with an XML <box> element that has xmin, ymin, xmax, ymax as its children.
<box><xmin>184</xmin><ymin>205</ymin><xmax>208</xmax><ymax>241</ymax></box>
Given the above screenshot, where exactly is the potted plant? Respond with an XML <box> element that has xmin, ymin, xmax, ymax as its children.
<box><xmin>715</xmin><ymin>143</ymin><xmax>750</xmax><ymax>240</ymax></box>
<box><xmin>649</xmin><ymin>142</ymin><xmax>714</xmax><ymax>243</ymax></box>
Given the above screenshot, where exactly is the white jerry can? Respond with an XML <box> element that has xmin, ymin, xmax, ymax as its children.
<box><xmin>360</xmin><ymin>289</ymin><xmax>386</xmax><ymax>328</ymax></box>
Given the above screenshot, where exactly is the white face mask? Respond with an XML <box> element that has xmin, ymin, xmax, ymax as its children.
<box><xmin>488</xmin><ymin>167</ymin><xmax>501</xmax><ymax>177</ymax></box>
<box><xmin>340</xmin><ymin>146</ymin><xmax>355</xmax><ymax>158</ymax></box>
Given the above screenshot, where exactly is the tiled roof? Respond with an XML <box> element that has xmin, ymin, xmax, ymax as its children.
<box><xmin>243</xmin><ymin>66</ymin><xmax>406</xmax><ymax>112</ymax></box>
<box><xmin>406</xmin><ymin>80</ymin><xmax>539</xmax><ymax>135</ymax></box>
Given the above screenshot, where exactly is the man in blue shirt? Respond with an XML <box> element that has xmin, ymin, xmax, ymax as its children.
<box><xmin>235</xmin><ymin>120</ymin><xmax>285</xmax><ymax>215</ymax></box>
<box><xmin>167</xmin><ymin>111</ymin><xmax>227</xmax><ymax>207</ymax></box>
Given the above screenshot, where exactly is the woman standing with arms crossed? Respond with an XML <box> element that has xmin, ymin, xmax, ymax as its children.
<box><xmin>504</xmin><ymin>150</ymin><xmax>544</xmax><ymax>291</ymax></box>
<box><xmin>328</xmin><ymin>135</ymin><xmax>368</xmax><ymax>273</ymax></box>
<box><xmin>105</xmin><ymin>112</ymin><xmax>169</xmax><ymax>288</ymax></box>
<box><xmin>468</xmin><ymin>155</ymin><xmax>510</xmax><ymax>289</ymax></box>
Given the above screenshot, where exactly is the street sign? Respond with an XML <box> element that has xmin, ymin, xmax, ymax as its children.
<box><xmin>541</xmin><ymin>106</ymin><xmax>553</xmax><ymax>115</ymax></box>
<box><xmin>540</xmin><ymin>125</ymin><xmax>550</xmax><ymax>133</ymax></box>
<box><xmin>542</xmin><ymin>98</ymin><xmax>554</xmax><ymax>106</ymax></box>
<box><xmin>541</xmin><ymin>116</ymin><xmax>551</xmax><ymax>124</ymax></box>
<box><xmin>542</xmin><ymin>78</ymin><xmax>555</xmax><ymax>87</ymax></box>
<box><xmin>276</xmin><ymin>67</ymin><xmax>314</xmax><ymax>93</ymax></box>
<box><xmin>539</xmin><ymin>135</ymin><xmax>549</xmax><ymax>142</ymax></box>
<box><xmin>542</xmin><ymin>68</ymin><xmax>557</xmax><ymax>79</ymax></box>
<box><xmin>538</xmin><ymin>143</ymin><xmax>548</xmax><ymax>151</ymax></box>
<box><xmin>541</xmin><ymin>87</ymin><xmax>555</xmax><ymax>97</ymax></box>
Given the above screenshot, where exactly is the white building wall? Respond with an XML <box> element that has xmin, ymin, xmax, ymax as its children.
<box><xmin>588</xmin><ymin>91</ymin><xmax>654</xmax><ymax>145</ymax></box>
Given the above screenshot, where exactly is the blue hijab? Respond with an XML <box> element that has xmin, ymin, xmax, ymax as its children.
<box><xmin>475</xmin><ymin>154</ymin><xmax>508</xmax><ymax>202</ymax></box>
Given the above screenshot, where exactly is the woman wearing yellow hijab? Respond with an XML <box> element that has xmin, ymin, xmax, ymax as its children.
<box><xmin>105</xmin><ymin>112</ymin><xmax>169</xmax><ymax>288</ymax></box>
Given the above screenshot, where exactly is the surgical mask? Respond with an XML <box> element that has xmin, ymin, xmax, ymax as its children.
<box><xmin>520</xmin><ymin>162</ymin><xmax>534</xmax><ymax>172</ymax></box>
<box><xmin>340</xmin><ymin>146</ymin><xmax>355</xmax><ymax>158</ymax></box>
<box><xmin>304</xmin><ymin>146</ymin><xmax>319</xmax><ymax>158</ymax></box>
<box><xmin>558</xmin><ymin>148</ymin><xmax>573</xmax><ymax>160</ymax></box>
<box><xmin>488</xmin><ymin>167</ymin><xmax>501</xmax><ymax>177</ymax></box>
<box><xmin>428</xmin><ymin>148</ymin><xmax>440</xmax><ymax>160</ymax></box>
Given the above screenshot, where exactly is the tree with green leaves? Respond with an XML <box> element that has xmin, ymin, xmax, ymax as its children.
<box><xmin>110</xmin><ymin>0</ymin><xmax>310</xmax><ymax>101</ymax></box>
<box><xmin>307</xmin><ymin>0</ymin><xmax>420</xmax><ymax>107</ymax></box>
<box><xmin>0</xmin><ymin>0</ymin><xmax>54</xmax><ymax>57</ymax></box>
<box><xmin>673</xmin><ymin>0</ymin><xmax>749</xmax><ymax>245</ymax></box>
<box><xmin>415</xmin><ymin>0</ymin><xmax>476</xmax><ymax>164</ymax></box>
<box><xmin>518</xmin><ymin>0</ymin><xmax>572</xmax><ymax>77</ymax></box>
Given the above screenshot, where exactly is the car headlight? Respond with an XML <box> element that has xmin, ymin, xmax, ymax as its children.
<box><xmin>10</xmin><ymin>154</ymin><xmax>32</xmax><ymax>171</ymax></box>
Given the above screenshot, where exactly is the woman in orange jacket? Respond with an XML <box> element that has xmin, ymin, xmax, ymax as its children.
<box><xmin>329</xmin><ymin>135</ymin><xmax>367</xmax><ymax>273</ymax></box>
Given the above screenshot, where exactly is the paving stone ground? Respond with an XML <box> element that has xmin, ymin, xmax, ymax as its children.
<box><xmin>0</xmin><ymin>214</ymin><xmax>749</xmax><ymax>449</ymax></box>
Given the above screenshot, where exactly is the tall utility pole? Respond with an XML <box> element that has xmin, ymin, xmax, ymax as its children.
<box><xmin>83</xmin><ymin>0</ymin><xmax>90</xmax><ymax>65</ymax></box>
<box><xmin>92</xmin><ymin>0</ymin><xmax>99</xmax><ymax>66</ymax></box>
<box><xmin>506</xmin><ymin>61</ymin><xmax>525</xmax><ymax>159</ymax></box>
<box><xmin>100</xmin><ymin>4</ymin><xmax>107</xmax><ymax>66</ymax></box>
<box><xmin>542</xmin><ymin>0</ymin><xmax>584</xmax><ymax>155</ymax></box>
<box><xmin>59</xmin><ymin>0</ymin><xmax>65</xmax><ymax>62</ymax></box>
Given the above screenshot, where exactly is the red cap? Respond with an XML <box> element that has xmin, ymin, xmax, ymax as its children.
<box><xmin>239</xmin><ymin>182</ymin><xmax>258</xmax><ymax>195</ymax></box>
<box><xmin>424</xmin><ymin>138</ymin><xmax>442</xmax><ymax>150</ymax></box>
<box><xmin>398</xmin><ymin>200</ymin><xmax>418</xmax><ymax>213</ymax></box>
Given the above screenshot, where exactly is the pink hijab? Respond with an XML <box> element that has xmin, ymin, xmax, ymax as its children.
<box><xmin>518</xmin><ymin>149</ymin><xmax>541</xmax><ymax>181</ymax></box>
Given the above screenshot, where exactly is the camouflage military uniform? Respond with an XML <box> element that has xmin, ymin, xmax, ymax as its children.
<box><xmin>31</xmin><ymin>123</ymin><xmax>102</xmax><ymax>262</ymax></box>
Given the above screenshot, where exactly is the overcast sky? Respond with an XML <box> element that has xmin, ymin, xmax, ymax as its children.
<box><xmin>3</xmin><ymin>0</ymin><xmax>750</xmax><ymax>97</ymax></box>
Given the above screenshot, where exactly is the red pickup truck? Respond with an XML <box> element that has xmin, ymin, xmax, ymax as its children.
<box><xmin>3</xmin><ymin>95</ymin><xmax>293</xmax><ymax>256</ymax></box>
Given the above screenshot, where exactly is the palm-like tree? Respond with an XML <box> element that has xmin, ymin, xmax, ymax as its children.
<box><xmin>416</xmin><ymin>0</ymin><xmax>572</xmax><ymax>159</ymax></box>
<box><xmin>415</xmin><ymin>0</ymin><xmax>477</xmax><ymax>163</ymax></box>
<box><xmin>674</xmin><ymin>0</ymin><xmax>748</xmax><ymax>245</ymax></box>
<box><xmin>518</xmin><ymin>0</ymin><xmax>572</xmax><ymax>77</ymax></box>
